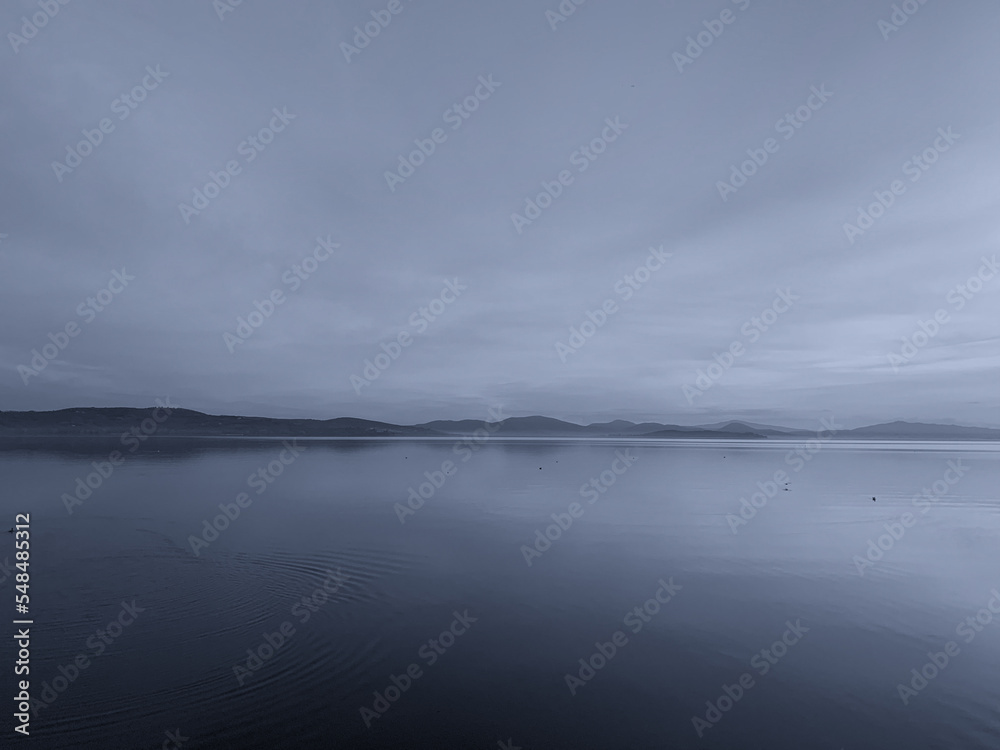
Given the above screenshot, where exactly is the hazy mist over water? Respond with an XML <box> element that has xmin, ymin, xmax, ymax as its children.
<box><xmin>4</xmin><ymin>437</ymin><xmax>999</xmax><ymax>748</ymax></box>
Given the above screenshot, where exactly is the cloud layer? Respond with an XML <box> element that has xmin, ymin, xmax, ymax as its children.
<box><xmin>2</xmin><ymin>0</ymin><xmax>998</xmax><ymax>428</ymax></box>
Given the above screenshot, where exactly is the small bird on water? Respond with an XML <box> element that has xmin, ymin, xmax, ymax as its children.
<box><xmin>872</xmin><ymin>497</ymin><xmax>877</xmax><ymax>502</ymax></box>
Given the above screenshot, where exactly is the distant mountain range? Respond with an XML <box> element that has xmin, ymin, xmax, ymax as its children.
<box><xmin>1</xmin><ymin>408</ymin><xmax>999</xmax><ymax>441</ymax></box>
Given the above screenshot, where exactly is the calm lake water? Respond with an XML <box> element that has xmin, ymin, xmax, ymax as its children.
<box><xmin>2</xmin><ymin>437</ymin><xmax>1000</xmax><ymax>749</ymax></box>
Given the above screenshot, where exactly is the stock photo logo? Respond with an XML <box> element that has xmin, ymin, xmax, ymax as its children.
<box><xmin>223</xmin><ymin>236</ymin><xmax>339</xmax><ymax>353</ymax></box>
<box><xmin>18</xmin><ymin>268</ymin><xmax>136</xmax><ymax>385</ymax></box>
<box><xmin>877</xmin><ymin>0</ymin><xmax>933</xmax><ymax>39</ymax></box>
<box><xmin>509</xmin><ymin>116</ymin><xmax>627</xmax><ymax>234</ymax></box>
<box><xmin>60</xmin><ymin>398</ymin><xmax>178</xmax><ymax>514</ymax></box>
<box><xmin>50</xmin><ymin>66</ymin><xmax>169</xmax><ymax>182</ymax></box>
<box><xmin>715</xmin><ymin>85</ymin><xmax>833</xmax><ymax>202</ymax></box>
<box><xmin>186</xmin><ymin>441</ymin><xmax>306</xmax><ymax>556</ymax></box>
<box><xmin>177</xmin><ymin>108</ymin><xmax>296</xmax><ymax>224</ymax></box>
<box><xmin>681</xmin><ymin>288</ymin><xmax>798</xmax><ymax>404</ymax></box>
<box><xmin>885</xmin><ymin>255</ymin><xmax>997</xmax><ymax>372</ymax></box>
<box><xmin>851</xmin><ymin>459</ymin><xmax>970</xmax><ymax>576</ymax></box>
<box><xmin>673</xmin><ymin>0</ymin><xmax>752</xmax><ymax>72</ymax></box>
<box><xmin>894</xmin><ymin>588</ymin><xmax>1000</xmax><ymax>705</ymax></box>
<box><xmin>691</xmin><ymin>620</ymin><xmax>810</xmax><ymax>738</ymax></box>
<box><xmin>340</xmin><ymin>0</ymin><xmax>414</xmax><ymax>63</ymax></box>
<box><xmin>841</xmin><ymin>127</ymin><xmax>960</xmax><ymax>245</ymax></box>
<box><xmin>563</xmin><ymin>578</ymin><xmax>682</xmax><ymax>696</ymax></box>
<box><xmin>7</xmin><ymin>0</ymin><xmax>73</xmax><ymax>54</ymax></box>
<box><xmin>394</xmin><ymin>406</ymin><xmax>505</xmax><ymax>523</ymax></box>
<box><xmin>520</xmin><ymin>449</ymin><xmax>638</xmax><ymax>566</ymax></box>
<box><xmin>726</xmin><ymin>417</ymin><xmax>842</xmax><ymax>533</ymax></box>
<box><xmin>359</xmin><ymin>610</ymin><xmax>478</xmax><ymax>729</ymax></box>
<box><xmin>555</xmin><ymin>245</ymin><xmax>672</xmax><ymax>363</ymax></box>
<box><xmin>349</xmin><ymin>278</ymin><xmax>467</xmax><ymax>394</ymax></box>
<box><xmin>545</xmin><ymin>0</ymin><xmax>590</xmax><ymax>31</ymax></box>
<box><xmin>384</xmin><ymin>75</ymin><xmax>501</xmax><ymax>192</ymax></box>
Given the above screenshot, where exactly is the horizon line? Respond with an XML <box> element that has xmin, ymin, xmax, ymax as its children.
<box><xmin>4</xmin><ymin>406</ymin><xmax>1000</xmax><ymax>432</ymax></box>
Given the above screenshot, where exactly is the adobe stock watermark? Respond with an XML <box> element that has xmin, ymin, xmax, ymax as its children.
<box><xmin>224</xmin><ymin>235</ymin><xmax>339</xmax><ymax>353</ymax></box>
<box><xmin>213</xmin><ymin>0</ymin><xmax>245</xmax><ymax>22</ymax></box>
<box><xmin>359</xmin><ymin>609</ymin><xmax>478</xmax><ymax>729</ymax></box>
<box><xmin>520</xmin><ymin>449</ymin><xmax>638</xmax><ymax>566</ymax></box>
<box><xmin>340</xmin><ymin>0</ymin><xmax>411</xmax><ymax>63</ymax></box>
<box><xmin>233</xmin><ymin>568</ymin><xmax>349</xmax><ymax>686</ymax></box>
<box><xmin>154</xmin><ymin>729</ymin><xmax>188</xmax><ymax>750</ymax></box>
<box><xmin>7</xmin><ymin>0</ymin><xmax>72</xmax><ymax>54</ymax></box>
<box><xmin>350</xmin><ymin>278</ymin><xmax>467</xmax><ymax>395</ymax></box>
<box><xmin>727</xmin><ymin>416</ymin><xmax>843</xmax><ymax>534</ymax></box>
<box><xmin>510</xmin><ymin>116</ymin><xmax>628</xmax><ymax>234</ymax></box>
<box><xmin>51</xmin><ymin>65</ymin><xmax>169</xmax><ymax>182</ymax></box>
<box><xmin>178</xmin><ymin>107</ymin><xmax>296</xmax><ymax>224</ymax></box>
<box><xmin>394</xmin><ymin>406</ymin><xmax>504</xmax><ymax>524</ymax></box>
<box><xmin>682</xmin><ymin>288</ymin><xmax>798</xmax><ymax>404</ymax></box>
<box><xmin>26</xmin><ymin>600</ymin><xmax>144</xmax><ymax>720</ymax></box>
<box><xmin>842</xmin><ymin>127</ymin><xmax>960</xmax><ymax>245</ymax></box>
<box><xmin>545</xmin><ymin>0</ymin><xmax>589</xmax><ymax>31</ymax></box>
<box><xmin>0</xmin><ymin>557</ymin><xmax>14</xmax><ymax>587</ymax></box>
<box><xmin>18</xmin><ymin>268</ymin><xmax>136</xmax><ymax>385</ymax></box>
<box><xmin>691</xmin><ymin>619</ymin><xmax>809</xmax><ymax>738</ymax></box>
<box><xmin>878</xmin><ymin>0</ymin><xmax>932</xmax><ymax>40</ymax></box>
<box><xmin>61</xmin><ymin>398</ymin><xmax>179</xmax><ymax>514</ymax></box>
<box><xmin>673</xmin><ymin>0</ymin><xmax>751</xmax><ymax>73</ymax></box>
<box><xmin>716</xmin><ymin>85</ymin><xmax>833</xmax><ymax>202</ymax></box>
<box><xmin>187</xmin><ymin>441</ymin><xmax>306</xmax><ymax>556</ymax></box>
<box><xmin>895</xmin><ymin>587</ymin><xmax>999</xmax><ymax>705</ymax></box>
<box><xmin>887</xmin><ymin>255</ymin><xmax>998</xmax><ymax>372</ymax></box>
<box><xmin>385</xmin><ymin>74</ymin><xmax>501</xmax><ymax>192</ymax></box>
<box><xmin>555</xmin><ymin>245</ymin><xmax>672</xmax><ymax>363</ymax></box>
<box><xmin>564</xmin><ymin>577</ymin><xmax>682</xmax><ymax>696</ymax></box>
<box><xmin>852</xmin><ymin>459</ymin><xmax>970</xmax><ymax>576</ymax></box>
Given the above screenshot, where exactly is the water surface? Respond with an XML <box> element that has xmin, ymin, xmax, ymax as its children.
<box><xmin>3</xmin><ymin>437</ymin><xmax>999</xmax><ymax>749</ymax></box>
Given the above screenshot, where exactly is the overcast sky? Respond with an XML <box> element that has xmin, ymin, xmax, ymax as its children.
<box><xmin>1</xmin><ymin>0</ymin><xmax>998</xmax><ymax>428</ymax></box>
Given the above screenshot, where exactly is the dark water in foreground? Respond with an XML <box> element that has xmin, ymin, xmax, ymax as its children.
<box><xmin>2</xmin><ymin>437</ymin><xmax>999</xmax><ymax>749</ymax></box>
